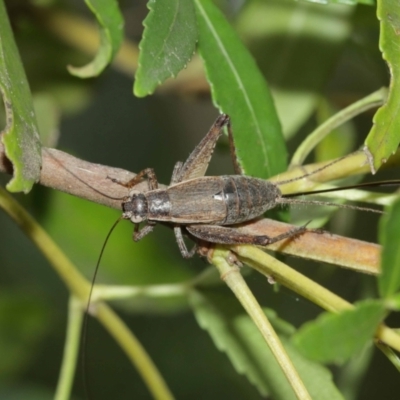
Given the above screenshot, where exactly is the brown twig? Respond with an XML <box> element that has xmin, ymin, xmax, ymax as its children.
<box><xmin>237</xmin><ymin>219</ymin><xmax>380</xmax><ymax>275</ymax></box>
<box><xmin>0</xmin><ymin>141</ymin><xmax>381</xmax><ymax>274</ymax></box>
<box><xmin>0</xmin><ymin>141</ymin><xmax>155</xmax><ymax>209</ymax></box>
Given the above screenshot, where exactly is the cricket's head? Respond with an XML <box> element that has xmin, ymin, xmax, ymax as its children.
<box><xmin>122</xmin><ymin>191</ymin><xmax>148</xmax><ymax>223</ymax></box>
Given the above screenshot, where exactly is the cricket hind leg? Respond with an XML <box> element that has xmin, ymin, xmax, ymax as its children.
<box><xmin>186</xmin><ymin>224</ymin><xmax>308</xmax><ymax>246</ymax></box>
<box><xmin>174</xmin><ymin>226</ymin><xmax>197</xmax><ymax>258</ymax></box>
<box><xmin>176</xmin><ymin>114</ymin><xmax>230</xmax><ymax>183</ymax></box>
<box><xmin>170</xmin><ymin>161</ymin><xmax>183</xmax><ymax>185</ymax></box>
<box><xmin>170</xmin><ymin>114</ymin><xmax>242</xmax><ymax>185</ymax></box>
<box><xmin>108</xmin><ymin>168</ymin><xmax>159</xmax><ymax>190</ymax></box>
<box><xmin>226</xmin><ymin>118</ymin><xmax>244</xmax><ymax>175</ymax></box>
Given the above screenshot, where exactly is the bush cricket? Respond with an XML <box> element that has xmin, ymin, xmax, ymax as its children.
<box><xmin>109</xmin><ymin>114</ymin><xmax>385</xmax><ymax>258</ymax></box>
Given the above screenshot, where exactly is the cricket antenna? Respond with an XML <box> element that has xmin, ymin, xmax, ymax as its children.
<box><xmin>283</xmin><ymin>179</ymin><xmax>400</xmax><ymax>198</ymax></box>
<box><xmin>279</xmin><ymin>179</ymin><xmax>400</xmax><ymax>214</ymax></box>
<box><xmin>81</xmin><ymin>216</ymin><xmax>123</xmax><ymax>400</ymax></box>
<box><xmin>275</xmin><ymin>154</ymin><xmax>354</xmax><ymax>187</ymax></box>
<box><xmin>278</xmin><ymin>197</ymin><xmax>384</xmax><ymax>214</ymax></box>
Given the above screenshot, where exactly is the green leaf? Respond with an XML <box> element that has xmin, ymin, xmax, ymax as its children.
<box><xmin>67</xmin><ymin>0</ymin><xmax>124</xmax><ymax>78</ymax></box>
<box><xmin>385</xmin><ymin>292</ymin><xmax>400</xmax><ymax>310</ymax></box>
<box><xmin>134</xmin><ymin>0</ymin><xmax>197</xmax><ymax>97</ymax></box>
<box><xmin>189</xmin><ymin>290</ymin><xmax>343</xmax><ymax>399</ymax></box>
<box><xmin>293</xmin><ymin>300</ymin><xmax>385</xmax><ymax>364</ymax></box>
<box><xmin>0</xmin><ymin>0</ymin><xmax>41</xmax><ymax>193</ymax></box>
<box><xmin>379</xmin><ymin>197</ymin><xmax>400</xmax><ymax>298</ymax></box>
<box><xmin>194</xmin><ymin>0</ymin><xmax>287</xmax><ymax>179</ymax></box>
<box><xmin>365</xmin><ymin>0</ymin><xmax>400</xmax><ymax>172</ymax></box>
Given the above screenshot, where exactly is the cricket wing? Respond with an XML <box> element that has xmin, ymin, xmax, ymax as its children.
<box><xmin>166</xmin><ymin>177</ymin><xmax>227</xmax><ymax>223</ymax></box>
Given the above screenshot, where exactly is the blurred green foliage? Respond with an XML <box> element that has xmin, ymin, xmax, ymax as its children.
<box><xmin>1</xmin><ymin>1</ymin><xmax>400</xmax><ymax>399</ymax></box>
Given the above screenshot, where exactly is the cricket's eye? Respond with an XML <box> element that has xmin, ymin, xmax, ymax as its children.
<box><xmin>123</xmin><ymin>193</ymin><xmax>148</xmax><ymax>223</ymax></box>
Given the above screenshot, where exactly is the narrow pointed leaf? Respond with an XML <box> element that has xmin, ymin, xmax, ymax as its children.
<box><xmin>194</xmin><ymin>0</ymin><xmax>287</xmax><ymax>179</ymax></box>
<box><xmin>134</xmin><ymin>0</ymin><xmax>197</xmax><ymax>97</ymax></box>
<box><xmin>68</xmin><ymin>0</ymin><xmax>123</xmax><ymax>78</ymax></box>
<box><xmin>189</xmin><ymin>290</ymin><xmax>343</xmax><ymax>399</ymax></box>
<box><xmin>0</xmin><ymin>0</ymin><xmax>41</xmax><ymax>193</ymax></box>
<box><xmin>293</xmin><ymin>300</ymin><xmax>385</xmax><ymax>364</ymax></box>
<box><xmin>365</xmin><ymin>1</ymin><xmax>400</xmax><ymax>172</ymax></box>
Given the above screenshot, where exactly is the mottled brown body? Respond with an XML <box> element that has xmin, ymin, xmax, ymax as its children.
<box><xmin>136</xmin><ymin>176</ymin><xmax>280</xmax><ymax>225</ymax></box>
<box><xmin>114</xmin><ymin>114</ymin><xmax>305</xmax><ymax>257</ymax></box>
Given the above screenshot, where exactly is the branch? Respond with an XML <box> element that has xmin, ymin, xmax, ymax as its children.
<box><xmin>0</xmin><ymin>141</ymin><xmax>152</xmax><ymax>209</ymax></box>
<box><xmin>0</xmin><ymin>141</ymin><xmax>380</xmax><ymax>274</ymax></box>
<box><xmin>237</xmin><ymin>219</ymin><xmax>380</xmax><ymax>275</ymax></box>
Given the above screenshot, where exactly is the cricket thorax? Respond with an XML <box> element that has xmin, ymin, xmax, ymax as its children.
<box><xmin>145</xmin><ymin>190</ymin><xmax>172</xmax><ymax>218</ymax></box>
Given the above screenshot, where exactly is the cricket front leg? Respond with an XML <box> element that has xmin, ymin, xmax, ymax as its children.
<box><xmin>108</xmin><ymin>168</ymin><xmax>159</xmax><ymax>190</ymax></box>
<box><xmin>133</xmin><ymin>221</ymin><xmax>156</xmax><ymax>241</ymax></box>
<box><xmin>186</xmin><ymin>224</ymin><xmax>307</xmax><ymax>246</ymax></box>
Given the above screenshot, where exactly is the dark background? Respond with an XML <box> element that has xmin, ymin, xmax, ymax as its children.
<box><xmin>0</xmin><ymin>1</ymin><xmax>398</xmax><ymax>399</ymax></box>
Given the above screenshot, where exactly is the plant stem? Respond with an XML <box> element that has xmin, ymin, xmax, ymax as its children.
<box><xmin>212</xmin><ymin>248</ymin><xmax>311</xmax><ymax>400</ymax></box>
<box><xmin>231</xmin><ymin>245</ymin><xmax>400</xmax><ymax>352</ymax></box>
<box><xmin>0</xmin><ymin>186</ymin><xmax>174</xmax><ymax>400</ymax></box>
<box><xmin>55</xmin><ymin>296</ymin><xmax>83</xmax><ymax>400</ymax></box>
<box><xmin>290</xmin><ymin>88</ymin><xmax>388</xmax><ymax>168</ymax></box>
<box><xmin>233</xmin><ymin>245</ymin><xmax>352</xmax><ymax>312</ymax></box>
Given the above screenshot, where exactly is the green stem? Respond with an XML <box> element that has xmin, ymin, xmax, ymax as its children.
<box><xmin>290</xmin><ymin>88</ymin><xmax>388</xmax><ymax>168</ymax></box>
<box><xmin>233</xmin><ymin>245</ymin><xmax>351</xmax><ymax>312</ymax></box>
<box><xmin>231</xmin><ymin>245</ymin><xmax>400</xmax><ymax>353</ymax></box>
<box><xmin>0</xmin><ymin>188</ymin><xmax>90</xmax><ymax>299</ymax></box>
<box><xmin>95</xmin><ymin>303</ymin><xmax>174</xmax><ymax>400</ymax></box>
<box><xmin>0</xmin><ymin>186</ymin><xmax>174</xmax><ymax>400</ymax></box>
<box><xmin>91</xmin><ymin>267</ymin><xmax>221</xmax><ymax>302</ymax></box>
<box><xmin>212</xmin><ymin>248</ymin><xmax>311</xmax><ymax>400</ymax></box>
<box><xmin>92</xmin><ymin>283</ymin><xmax>187</xmax><ymax>302</ymax></box>
<box><xmin>55</xmin><ymin>296</ymin><xmax>83</xmax><ymax>400</ymax></box>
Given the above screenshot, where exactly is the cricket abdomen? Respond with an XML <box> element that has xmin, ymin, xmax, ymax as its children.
<box><xmin>147</xmin><ymin>175</ymin><xmax>281</xmax><ymax>225</ymax></box>
<box><xmin>220</xmin><ymin>176</ymin><xmax>281</xmax><ymax>224</ymax></box>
